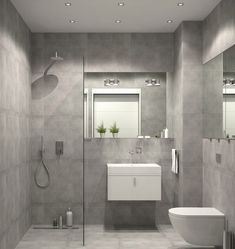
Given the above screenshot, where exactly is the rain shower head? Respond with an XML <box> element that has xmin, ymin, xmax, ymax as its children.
<box><xmin>51</xmin><ymin>51</ymin><xmax>64</xmax><ymax>61</ymax></box>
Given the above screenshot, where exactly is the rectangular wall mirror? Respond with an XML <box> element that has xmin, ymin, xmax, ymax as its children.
<box><xmin>84</xmin><ymin>73</ymin><xmax>167</xmax><ymax>138</ymax></box>
<box><xmin>204</xmin><ymin>44</ymin><xmax>235</xmax><ymax>139</ymax></box>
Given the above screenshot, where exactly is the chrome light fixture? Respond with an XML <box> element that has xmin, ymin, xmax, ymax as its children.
<box><xmin>145</xmin><ymin>79</ymin><xmax>161</xmax><ymax>87</ymax></box>
<box><xmin>104</xmin><ymin>79</ymin><xmax>120</xmax><ymax>86</ymax></box>
<box><xmin>118</xmin><ymin>2</ymin><xmax>125</xmax><ymax>6</ymax></box>
<box><xmin>223</xmin><ymin>78</ymin><xmax>235</xmax><ymax>86</ymax></box>
<box><xmin>69</xmin><ymin>20</ymin><xmax>79</xmax><ymax>24</ymax></box>
<box><xmin>177</xmin><ymin>2</ymin><xmax>184</xmax><ymax>6</ymax></box>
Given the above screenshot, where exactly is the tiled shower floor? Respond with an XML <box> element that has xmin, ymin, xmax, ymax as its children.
<box><xmin>16</xmin><ymin>225</ymin><xmax>214</xmax><ymax>249</ymax></box>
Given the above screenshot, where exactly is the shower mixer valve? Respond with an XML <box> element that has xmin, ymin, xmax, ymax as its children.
<box><xmin>56</xmin><ymin>141</ymin><xmax>64</xmax><ymax>155</ymax></box>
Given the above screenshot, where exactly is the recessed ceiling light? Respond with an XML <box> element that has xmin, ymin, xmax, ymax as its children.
<box><xmin>115</xmin><ymin>20</ymin><xmax>122</xmax><ymax>24</ymax></box>
<box><xmin>118</xmin><ymin>2</ymin><xmax>125</xmax><ymax>6</ymax></box>
<box><xmin>69</xmin><ymin>20</ymin><xmax>79</xmax><ymax>24</ymax></box>
<box><xmin>177</xmin><ymin>2</ymin><xmax>184</xmax><ymax>6</ymax></box>
<box><xmin>65</xmin><ymin>2</ymin><xmax>72</xmax><ymax>6</ymax></box>
<box><xmin>167</xmin><ymin>20</ymin><xmax>173</xmax><ymax>23</ymax></box>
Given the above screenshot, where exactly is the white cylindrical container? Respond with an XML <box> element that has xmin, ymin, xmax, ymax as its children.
<box><xmin>59</xmin><ymin>216</ymin><xmax>63</xmax><ymax>229</ymax></box>
<box><xmin>164</xmin><ymin>128</ymin><xmax>169</xmax><ymax>138</ymax></box>
<box><xmin>66</xmin><ymin>208</ymin><xmax>73</xmax><ymax>227</ymax></box>
<box><xmin>223</xmin><ymin>231</ymin><xmax>231</xmax><ymax>249</ymax></box>
<box><xmin>223</xmin><ymin>220</ymin><xmax>231</xmax><ymax>249</ymax></box>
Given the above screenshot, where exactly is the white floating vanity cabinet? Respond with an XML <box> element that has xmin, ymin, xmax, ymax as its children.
<box><xmin>107</xmin><ymin>164</ymin><xmax>161</xmax><ymax>201</ymax></box>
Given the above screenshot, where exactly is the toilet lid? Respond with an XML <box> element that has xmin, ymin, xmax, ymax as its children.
<box><xmin>169</xmin><ymin>207</ymin><xmax>224</xmax><ymax>217</ymax></box>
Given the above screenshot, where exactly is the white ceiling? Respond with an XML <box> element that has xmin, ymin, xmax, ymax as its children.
<box><xmin>11</xmin><ymin>0</ymin><xmax>221</xmax><ymax>33</ymax></box>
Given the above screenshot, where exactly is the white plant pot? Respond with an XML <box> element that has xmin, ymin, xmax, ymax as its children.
<box><xmin>112</xmin><ymin>133</ymin><xmax>118</xmax><ymax>138</ymax></box>
<box><xmin>99</xmin><ymin>133</ymin><xmax>105</xmax><ymax>138</ymax></box>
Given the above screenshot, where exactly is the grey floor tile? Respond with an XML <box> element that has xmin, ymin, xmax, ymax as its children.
<box><xmin>15</xmin><ymin>225</ymin><xmax>217</xmax><ymax>249</ymax></box>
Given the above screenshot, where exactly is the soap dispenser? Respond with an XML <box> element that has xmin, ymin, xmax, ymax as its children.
<box><xmin>66</xmin><ymin>208</ymin><xmax>73</xmax><ymax>227</ymax></box>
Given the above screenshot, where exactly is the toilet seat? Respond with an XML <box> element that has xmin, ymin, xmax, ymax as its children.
<box><xmin>169</xmin><ymin>207</ymin><xmax>224</xmax><ymax>218</ymax></box>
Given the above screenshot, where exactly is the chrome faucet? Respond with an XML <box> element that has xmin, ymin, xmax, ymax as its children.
<box><xmin>129</xmin><ymin>146</ymin><xmax>143</xmax><ymax>163</ymax></box>
<box><xmin>136</xmin><ymin>146</ymin><xmax>142</xmax><ymax>154</ymax></box>
<box><xmin>129</xmin><ymin>150</ymin><xmax>135</xmax><ymax>163</ymax></box>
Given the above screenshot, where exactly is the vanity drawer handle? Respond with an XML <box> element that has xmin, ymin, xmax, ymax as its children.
<box><xmin>133</xmin><ymin>177</ymin><xmax>136</xmax><ymax>186</ymax></box>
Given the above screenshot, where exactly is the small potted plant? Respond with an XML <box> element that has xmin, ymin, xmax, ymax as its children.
<box><xmin>96</xmin><ymin>122</ymin><xmax>106</xmax><ymax>138</ymax></box>
<box><xmin>109</xmin><ymin>122</ymin><xmax>119</xmax><ymax>138</ymax></box>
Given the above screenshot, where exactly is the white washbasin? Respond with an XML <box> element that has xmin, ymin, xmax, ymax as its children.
<box><xmin>107</xmin><ymin>163</ymin><xmax>161</xmax><ymax>175</ymax></box>
<box><xmin>107</xmin><ymin>163</ymin><xmax>160</xmax><ymax>167</ymax></box>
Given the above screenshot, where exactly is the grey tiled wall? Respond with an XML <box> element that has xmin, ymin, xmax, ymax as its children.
<box><xmin>166</xmin><ymin>26</ymin><xmax>183</xmax><ymax>204</ymax></box>
<box><xmin>203</xmin><ymin>0</ymin><xmax>235</xmax><ymax>63</ymax></box>
<box><xmin>85</xmin><ymin>33</ymin><xmax>174</xmax><ymax>72</ymax></box>
<box><xmin>0</xmin><ymin>0</ymin><xmax>31</xmax><ymax>248</ymax></box>
<box><xmin>31</xmin><ymin>34</ymin><xmax>84</xmax><ymax>225</ymax></box>
<box><xmin>31</xmin><ymin>33</ymin><xmax>175</xmax><ymax>225</ymax></box>
<box><xmin>169</xmin><ymin>22</ymin><xmax>203</xmax><ymax>207</ymax></box>
<box><xmin>203</xmin><ymin>138</ymin><xmax>235</xmax><ymax>233</ymax></box>
<box><xmin>84</xmin><ymin>138</ymin><xmax>175</xmax><ymax>226</ymax></box>
<box><xmin>85</xmin><ymin>72</ymin><xmax>167</xmax><ymax>138</ymax></box>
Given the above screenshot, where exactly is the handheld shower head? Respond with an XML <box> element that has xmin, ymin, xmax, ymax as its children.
<box><xmin>51</xmin><ymin>51</ymin><xmax>63</xmax><ymax>61</ymax></box>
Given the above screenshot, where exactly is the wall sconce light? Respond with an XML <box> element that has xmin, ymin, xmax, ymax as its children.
<box><xmin>145</xmin><ymin>79</ymin><xmax>160</xmax><ymax>86</ymax></box>
<box><xmin>223</xmin><ymin>78</ymin><xmax>235</xmax><ymax>86</ymax></box>
<box><xmin>104</xmin><ymin>79</ymin><xmax>120</xmax><ymax>86</ymax></box>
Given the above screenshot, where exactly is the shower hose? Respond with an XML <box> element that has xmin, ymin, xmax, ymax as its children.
<box><xmin>34</xmin><ymin>138</ymin><xmax>50</xmax><ymax>188</ymax></box>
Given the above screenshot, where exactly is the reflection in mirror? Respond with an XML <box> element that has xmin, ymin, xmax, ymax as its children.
<box><xmin>223</xmin><ymin>45</ymin><xmax>235</xmax><ymax>138</ymax></box>
<box><xmin>84</xmin><ymin>73</ymin><xmax>167</xmax><ymax>138</ymax></box>
<box><xmin>203</xmin><ymin>45</ymin><xmax>235</xmax><ymax>139</ymax></box>
<box><xmin>92</xmin><ymin>89</ymin><xmax>140</xmax><ymax>138</ymax></box>
<box><xmin>203</xmin><ymin>53</ymin><xmax>223</xmax><ymax>138</ymax></box>
<box><xmin>84</xmin><ymin>89</ymin><xmax>89</xmax><ymax>138</ymax></box>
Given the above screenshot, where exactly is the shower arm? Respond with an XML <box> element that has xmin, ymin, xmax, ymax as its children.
<box><xmin>44</xmin><ymin>61</ymin><xmax>56</xmax><ymax>76</ymax></box>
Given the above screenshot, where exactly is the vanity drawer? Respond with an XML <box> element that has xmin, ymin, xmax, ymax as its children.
<box><xmin>107</xmin><ymin>175</ymin><xmax>161</xmax><ymax>201</ymax></box>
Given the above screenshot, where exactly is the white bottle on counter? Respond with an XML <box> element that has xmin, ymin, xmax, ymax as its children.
<box><xmin>66</xmin><ymin>208</ymin><xmax>73</xmax><ymax>227</ymax></box>
<box><xmin>164</xmin><ymin>128</ymin><xmax>169</xmax><ymax>138</ymax></box>
<box><xmin>59</xmin><ymin>216</ymin><xmax>63</xmax><ymax>229</ymax></box>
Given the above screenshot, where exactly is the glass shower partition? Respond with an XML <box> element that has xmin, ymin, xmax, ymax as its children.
<box><xmin>31</xmin><ymin>36</ymin><xmax>85</xmax><ymax>247</ymax></box>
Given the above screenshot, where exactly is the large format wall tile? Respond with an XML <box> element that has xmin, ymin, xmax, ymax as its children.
<box><xmin>203</xmin><ymin>0</ymin><xmax>235</xmax><ymax>63</ymax></box>
<box><xmin>43</xmin><ymin>33</ymin><xmax>175</xmax><ymax>73</ymax></box>
<box><xmin>0</xmin><ymin>0</ymin><xmax>31</xmax><ymax>248</ymax></box>
<box><xmin>31</xmin><ymin>32</ymin><xmax>174</xmax><ymax>226</ymax></box>
<box><xmin>130</xmin><ymin>33</ymin><xmax>174</xmax><ymax>72</ymax></box>
<box><xmin>32</xmin><ymin>33</ymin><xmax>174</xmax><ymax>73</ymax></box>
<box><xmin>169</xmin><ymin>22</ymin><xmax>203</xmax><ymax>207</ymax></box>
<box><xmin>84</xmin><ymin>138</ymin><xmax>175</xmax><ymax>225</ymax></box>
<box><xmin>203</xmin><ymin>139</ymin><xmax>235</xmax><ymax>233</ymax></box>
<box><xmin>31</xmin><ymin>33</ymin><xmax>84</xmax><ymax>225</ymax></box>
<box><xmin>86</xmin><ymin>33</ymin><xmax>132</xmax><ymax>72</ymax></box>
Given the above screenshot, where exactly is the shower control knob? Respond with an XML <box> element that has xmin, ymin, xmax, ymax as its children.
<box><xmin>56</xmin><ymin>141</ymin><xmax>64</xmax><ymax>155</ymax></box>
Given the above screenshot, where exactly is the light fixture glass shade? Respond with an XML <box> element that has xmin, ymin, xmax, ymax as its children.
<box><xmin>104</xmin><ymin>79</ymin><xmax>120</xmax><ymax>86</ymax></box>
<box><xmin>145</xmin><ymin>79</ymin><xmax>160</xmax><ymax>86</ymax></box>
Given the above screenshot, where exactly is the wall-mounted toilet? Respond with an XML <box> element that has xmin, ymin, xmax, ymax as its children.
<box><xmin>169</xmin><ymin>207</ymin><xmax>225</xmax><ymax>247</ymax></box>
